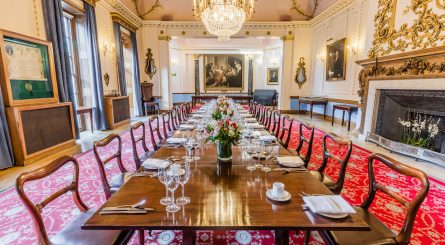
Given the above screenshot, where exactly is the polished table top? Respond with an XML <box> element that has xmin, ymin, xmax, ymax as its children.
<box><xmin>83</xmin><ymin>132</ymin><xmax>369</xmax><ymax>234</ymax></box>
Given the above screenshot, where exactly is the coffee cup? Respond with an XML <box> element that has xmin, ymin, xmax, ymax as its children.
<box><xmin>272</xmin><ymin>182</ymin><xmax>285</xmax><ymax>199</ymax></box>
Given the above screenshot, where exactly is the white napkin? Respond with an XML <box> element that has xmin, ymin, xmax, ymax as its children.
<box><xmin>246</xmin><ymin>118</ymin><xmax>257</xmax><ymax>123</ymax></box>
<box><xmin>303</xmin><ymin>195</ymin><xmax>356</xmax><ymax>214</ymax></box>
<box><xmin>276</xmin><ymin>156</ymin><xmax>304</xmax><ymax>167</ymax></box>
<box><xmin>252</xmin><ymin>130</ymin><xmax>269</xmax><ymax>137</ymax></box>
<box><xmin>179</xmin><ymin>124</ymin><xmax>195</xmax><ymax>131</ymax></box>
<box><xmin>166</xmin><ymin>137</ymin><xmax>186</xmax><ymax>144</ymax></box>
<box><xmin>259</xmin><ymin>135</ymin><xmax>277</xmax><ymax>142</ymax></box>
<box><xmin>241</xmin><ymin>113</ymin><xmax>254</xmax><ymax>118</ymax></box>
<box><xmin>246</xmin><ymin>123</ymin><xmax>265</xmax><ymax>129</ymax></box>
<box><xmin>238</xmin><ymin>110</ymin><xmax>249</xmax><ymax>113</ymax></box>
<box><xmin>192</xmin><ymin>114</ymin><xmax>203</xmax><ymax>118</ymax></box>
<box><xmin>142</xmin><ymin>158</ymin><xmax>170</xmax><ymax>170</ymax></box>
<box><xmin>188</xmin><ymin>118</ymin><xmax>199</xmax><ymax>123</ymax></box>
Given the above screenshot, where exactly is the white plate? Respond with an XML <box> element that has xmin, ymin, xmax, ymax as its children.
<box><xmin>167</xmin><ymin>169</ymin><xmax>185</xmax><ymax>176</ymax></box>
<box><xmin>318</xmin><ymin>212</ymin><xmax>349</xmax><ymax>219</ymax></box>
<box><xmin>266</xmin><ymin>189</ymin><xmax>291</xmax><ymax>202</ymax></box>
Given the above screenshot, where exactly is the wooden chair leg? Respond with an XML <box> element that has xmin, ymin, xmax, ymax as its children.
<box><xmin>331</xmin><ymin>108</ymin><xmax>335</xmax><ymax>126</ymax></box>
<box><xmin>139</xmin><ymin>230</ymin><xmax>145</xmax><ymax>245</ymax></box>
<box><xmin>304</xmin><ymin>230</ymin><xmax>310</xmax><ymax>245</ymax></box>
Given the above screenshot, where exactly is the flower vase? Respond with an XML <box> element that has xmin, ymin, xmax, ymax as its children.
<box><xmin>216</xmin><ymin>141</ymin><xmax>232</xmax><ymax>162</ymax></box>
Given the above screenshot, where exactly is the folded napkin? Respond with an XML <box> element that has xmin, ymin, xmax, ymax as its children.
<box><xmin>259</xmin><ymin>135</ymin><xmax>277</xmax><ymax>142</ymax></box>
<box><xmin>166</xmin><ymin>137</ymin><xmax>187</xmax><ymax>144</ymax></box>
<box><xmin>246</xmin><ymin>123</ymin><xmax>265</xmax><ymax>129</ymax></box>
<box><xmin>188</xmin><ymin>118</ymin><xmax>199</xmax><ymax>123</ymax></box>
<box><xmin>238</xmin><ymin>110</ymin><xmax>248</xmax><ymax>113</ymax></box>
<box><xmin>142</xmin><ymin>158</ymin><xmax>171</xmax><ymax>170</ymax></box>
<box><xmin>303</xmin><ymin>195</ymin><xmax>356</xmax><ymax>214</ymax></box>
<box><xmin>276</xmin><ymin>156</ymin><xmax>304</xmax><ymax>167</ymax></box>
<box><xmin>246</xmin><ymin>118</ymin><xmax>257</xmax><ymax>123</ymax></box>
<box><xmin>192</xmin><ymin>114</ymin><xmax>203</xmax><ymax>118</ymax></box>
<box><xmin>179</xmin><ymin>124</ymin><xmax>195</xmax><ymax>131</ymax></box>
<box><xmin>252</xmin><ymin>130</ymin><xmax>269</xmax><ymax>137</ymax></box>
<box><xmin>241</xmin><ymin>113</ymin><xmax>254</xmax><ymax>118</ymax></box>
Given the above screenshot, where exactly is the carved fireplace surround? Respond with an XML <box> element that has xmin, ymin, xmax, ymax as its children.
<box><xmin>356</xmin><ymin>46</ymin><xmax>445</xmax><ymax>166</ymax></box>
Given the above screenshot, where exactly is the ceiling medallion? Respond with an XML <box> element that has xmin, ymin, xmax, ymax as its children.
<box><xmin>193</xmin><ymin>0</ymin><xmax>254</xmax><ymax>41</ymax></box>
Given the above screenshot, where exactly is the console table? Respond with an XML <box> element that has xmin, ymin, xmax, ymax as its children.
<box><xmin>298</xmin><ymin>97</ymin><xmax>328</xmax><ymax>119</ymax></box>
<box><xmin>192</xmin><ymin>94</ymin><xmax>253</xmax><ymax>107</ymax></box>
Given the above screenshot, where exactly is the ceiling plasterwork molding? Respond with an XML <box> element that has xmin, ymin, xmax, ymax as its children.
<box><xmin>309</xmin><ymin>0</ymin><xmax>356</xmax><ymax>27</ymax></box>
<box><xmin>105</xmin><ymin>0</ymin><xmax>142</xmax><ymax>27</ymax></box>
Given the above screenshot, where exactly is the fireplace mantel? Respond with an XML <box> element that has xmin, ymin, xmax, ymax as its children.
<box><xmin>356</xmin><ymin>46</ymin><xmax>445</xmax><ymax>132</ymax></box>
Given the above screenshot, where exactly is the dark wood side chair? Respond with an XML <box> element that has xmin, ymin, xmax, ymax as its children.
<box><xmin>263</xmin><ymin>108</ymin><xmax>272</xmax><ymax>128</ymax></box>
<box><xmin>93</xmin><ymin>134</ymin><xmax>133</xmax><ymax>199</ymax></box>
<box><xmin>162</xmin><ymin>112</ymin><xmax>173</xmax><ymax>139</ymax></box>
<box><xmin>148</xmin><ymin>116</ymin><xmax>165</xmax><ymax>150</ymax></box>
<box><xmin>320</xmin><ymin>153</ymin><xmax>430</xmax><ymax>245</ymax></box>
<box><xmin>249</xmin><ymin>100</ymin><xmax>255</xmax><ymax>114</ymax></box>
<box><xmin>170</xmin><ymin>107</ymin><xmax>180</xmax><ymax>130</ymax></box>
<box><xmin>141</xmin><ymin>82</ymin><xmax>160</xmax><ymax>115</ymax></box>
<box><xmin>16</xmin><ymin>156</ymin><xmax>134</xmax><ymax>245</ymax></box>
<box><xmin>332</xmin><ymin>104</ymin><xmax>358</xmax><ymax>131</ymax></box>
<box><xmin>278</xmin><ymin>115</ymin><xmax>294</xmax><ymax>149</ymax></box>
<box><xmin>309</xmin><ymin>133</ymin><xmax>352</xmax><ymax>194</ymax></box>
<box><xmin>130</xmin><ymin>122</ymin><xmax>154</xmax><ymax>169</ymax></box>
<box><xmin>289</xmin><ymin>121</ymin><xmax>314</xmax><ymax>168</ymax></box>
<box><xmin>270</xmin><ymin>110</ymin><xmax>281</xmax><ymax>137</ymax></box>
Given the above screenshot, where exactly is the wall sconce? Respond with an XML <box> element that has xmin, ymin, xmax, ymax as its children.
<box><xmin>347</xmin><ymin>43</ymin><xmax>358</xmax><ymax>56</ymax></box>
<box><xmin>102</xmin><ymin>41</ymin><xmax>115</xmax><ymax>55</ymax></box>
<box><xmin>145</xmin><ymin>48</ymin><xmax>157</xmax><ymax>80</ymax></box>
<box><xmin>317</xmin><ymin>52</ymin><xmax>326</xmax><ymax>62</ymax></box>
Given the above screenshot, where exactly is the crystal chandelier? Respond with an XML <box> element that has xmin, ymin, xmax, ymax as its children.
<box><xmin>193</xmin><ymin>0</ymin><xmax>254</xmax><ymax>41</ymax></box>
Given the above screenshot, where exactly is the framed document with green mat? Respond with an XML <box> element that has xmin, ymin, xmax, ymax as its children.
<box><xmin>0</xmin><ymin>29</ymin><xmax>59</xmax><ymax>106</ymax></box>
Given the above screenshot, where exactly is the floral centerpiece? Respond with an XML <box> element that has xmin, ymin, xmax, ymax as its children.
<box><xmin>398</xmin><ymin>113</ymin><xmax>441</xmax><ymax>150</ymax></box>
<box><xmin>206</xmin><ymin>118</ymin><xmax>242</xmax><ymax>161</ymax></box>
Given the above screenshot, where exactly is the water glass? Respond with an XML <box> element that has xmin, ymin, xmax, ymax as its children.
<box><xmin>166</xmin><ymin>174</ymin><xmax>181</xmax><ymax>213</ymax></box>
<box><xmin>261</xmin><ymin>142</ymin><xmax>274</xmax><ymax>172</ymax></box>
<box><xmin>158</xmin><ymin>168</ymin><xmax>172</xmax><ymax>205</ymax></box>
<box><xmin>176</xmin><ymin>161</ymin><xmax>191</xmax><ymax>205</ymax></box>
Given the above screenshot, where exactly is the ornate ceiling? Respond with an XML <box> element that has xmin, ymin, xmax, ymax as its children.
<box><xmin>119</xmin><ymin>0</ymin><xmax>339</xmax><ymax>21</ymax></box>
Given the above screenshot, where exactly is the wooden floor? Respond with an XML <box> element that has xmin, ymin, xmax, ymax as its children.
<box><xmin>1</xmin><ymin>112</ymin><xmax>444</xmax><ymax>192</ymax></box>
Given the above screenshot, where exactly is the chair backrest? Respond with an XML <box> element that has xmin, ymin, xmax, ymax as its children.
<box><xmin>317</xmin><ymin>133</ymin><xmax>352</xmax><ymax>194</ymax></box>
<box><xmin>278</xmin><ymin>115</ymin><xmax>294</xmax><ymax>149</ymax></box>
<box><xmin>93</xmin><ymin>134</ymin><xmax>127</xmax><ymax>199</ymax></box>
<box><xmin>270</xmin><ymin>110</ymin><xmax>281</xmax><ymax>137</ymax></box>
<box><xmin>149</xmin><ymin>116</ymin><xmax>163</xmax><ymax>150</ymax></box>
<box><xmin>130</xmin><ymin>122</ymin><xmax>149</xmax><ymax>169</ymax></box>
<box><xmin>16</xmin><ymin>156</ymin><xmax>88</xmax><ymax>244</ymax></box>
<box><xmin>249</xmin><ymin>100</ymin><xmax>254</xmax><ymax>114</ymax></box>
<box><xmin>255</xmin><ymin>105</ymin><xmax>262</xmax><ymax>121</ymax></box>
<box><xmin>263</xmin><ymin>108</ymin><xmax>272</xmax><ymax>128</ymax></box>
<box><xmin>170</xmin><ymin>107</ymin><xmax>179</xmax><ymax>130</ymax></box>
<box><xmin>162</xmin><ymin>112</ymin><xmax>172</xmax><ymax>138</ymax></box>
<box><xmin>294</xmin><ymin>121</ymin><xmax>315</xmax><ymax>168</ymax></box>
<box><xmin>362</xmin><ymin>153</ymin><xmax>429</xmax><ymax>245</ymax></box>
<box><xmin>141</xmin><ymin>83</ymin><xmax>154</xmax><ymax>102</ymax></box>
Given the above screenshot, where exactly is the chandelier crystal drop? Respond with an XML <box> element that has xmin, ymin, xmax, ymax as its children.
<box><xmin>193</xmin><ymin>0</ymin><xmax>254</xmax><ymax>41</ymax></box>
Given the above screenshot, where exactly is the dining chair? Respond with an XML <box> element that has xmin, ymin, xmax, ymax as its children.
<box><xmin>140</xmin><ymin>82</ymin><xmax>160</xmax><ymax>115</ymax></box>
<box><xmin>162</xmin><ymin>112</ymin><xmax>173</xmax><ymax>138</ymax></box>
<box><xmin>130</xmin><ymin>122</ymin><xmax>155</xmax><ymax>169</ymax></box>
<box><xmin>93</xmin><ymin>134</ymin><xmax>133</xmax><ymax>199</ymax></box>
<box><xmin>270</xmin><ymin>110</ymin><xmax>281</xmax><ymax>137</ymax></box>
<box><xmin>319</xmin><ymin>153</ymin><xmax>430</xmax><ymax>245</ymax></box>
<box><xmin>289</xmin><ymin>121</ymin><xmax>314</xmax><ymax>168</ymax></box>
<box><xmin>263</xmin><ymin>107</ymin><xmax>272</xmax><ymax>128</ymax></box>
<box><xmin>170</xmin><ymin>107</ymin><xmax>180</xmax><ymax>130</ymax></box>
<box><xmin>249</xmin><ymin>100</ymin><xmax>255</xmax><ymax>114</ymax></box>
<box><xmin>148</xmin><ymin>116</ymin><xmax>165</xmax><ymax>150</ymax></box>
<box><xmin>309</xmin><ymin>133</ymin><xmax>352</xmax><ymax>194</ymax></box>
<box><xmin>16</xmin><ymin>156</ymin><xmax>134</xmax><ymax>245</ymax></box>
<box><xmin>278</xmin><ymin>115</ymin><xmax>294</xmax><ymax>149</ymax></box>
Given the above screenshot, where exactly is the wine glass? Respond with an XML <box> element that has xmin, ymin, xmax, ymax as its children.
<box><xmin>261</xmin><ymin>142</ymin><xmax>274</xmax><ymax>172</ymax></box>
<box><xmin>254</xmin><ymin>140</ymin><xmax>263</xmax><ymax>169</ymax></box>
<box><xmin>245</xmin><ymin>141</ymin><xmax>257</xmax><ymax>171</ymax></box>
<box><xmin>158</xmin><ymin>168</ymin><xmax>172</xmax><ymax>205</ymax></box>
<box><xmin>176</xmin><ymin>161</ymin><xmax>191</xmax><ymax>205</ymax></box>
<box><xmin>166</xmin><ymin>174</ymin><xmax>181</xmax><ymax>213</ymax></box>
<box><xmin>183</xmin><ymin>137</ymin><xmax>193</xmax><ymax>160</ymax></box>
<box><xmin>191</xmin><ymin>136</ymin><xmax>201</xmax><ymax>161</ymax></box>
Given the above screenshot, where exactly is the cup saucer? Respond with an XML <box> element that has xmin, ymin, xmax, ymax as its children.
<box><xmin>266</xmin><ymin>189</ymin><xmax>291</xmax><ymax>202</ymax></box>
<box><xmin>167</xmin><ymin>169</ymin><xmax>185</xmax><ymax>176</ymax></box>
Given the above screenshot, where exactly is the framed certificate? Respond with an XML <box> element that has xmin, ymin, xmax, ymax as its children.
<box><xmin>0</xmin><ymin>29</ymin><xmax>59</xmax><ymax>106</ymax></box>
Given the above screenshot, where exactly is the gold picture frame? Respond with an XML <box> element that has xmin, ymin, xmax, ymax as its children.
<box><xmin>326</xmin><ymin>38</ymin><xmax>347</xmax><ymax>81</ymax></box>
<box><xmin>267</xmin><ymin>67</ymin><xmax>279</xmax><ymax>85</ymax></box>
<box><xmin>203</xmin><ymin>54</ymin><xmax>244</xmax><ymax>91</ymax></box>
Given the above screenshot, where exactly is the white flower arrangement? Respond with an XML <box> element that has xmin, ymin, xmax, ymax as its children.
<box><xmin>398</xmin><ymin>112</ymin><xmax>441</xmax><ymax>150</ymax></box>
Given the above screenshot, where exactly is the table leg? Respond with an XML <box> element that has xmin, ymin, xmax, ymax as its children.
<box><xmin>342</xmin><ymin>111</ymin><xmax>345</xmax><ymax>126</ymax></box>
<box><xmin>323</xmin><ymin>105</ymin><xmax>327</xmax><ymax>119</ymax></box>
<box><xmin>182</xmin><ymin>230</ymin><xmax>195</xmax><ymax>245</ymax></box>
<box><xmin>275</xmin><ymin>230</ymin><xmax>289</xmax><ymax>245</ymax></box>
<box><xmin>89</xmin><ymin>110</ymin><xmax>94</xmax><ymax>133</ymax></box>
<box><xmin>310</xmin><ymin>104</ymin><xmax>313</xmax><ymax>119</ymax></box>
<box><xmin>331</xmin><ymin>108</ymin><xmax>335</xmax><ymax>126</ymax></box>
<box><xmin>348</xmin><ymin>110</ymin><xmax>352</xmax><ymax>131</ymax></box>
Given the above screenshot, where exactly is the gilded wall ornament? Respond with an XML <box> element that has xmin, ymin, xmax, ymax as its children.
<box><xmin>104</xmin><ymin>73</ymin><xmax>110</xmax><ymax>86</ymax></box>
<box><xmin>290</xmin><ymin>0</ymin><xmax>320</xmax><ymax>20</ymax></box>
<box><xmin>294</xmin><ymin>57</ymin><xmax>307</xmax><ymax>89</ymax></box>
<box><xmin>369</xmin><ymin>0</ymin><xmax>445</xmax><ymax>58</ymax></box>
<box><xmin>144</xmin><ymin>48</ymin><xmax>157</xmax><ymax>80</ymax></box>
<box><xmin>132</xmin><ymin>0</ymin><xmax>163</xmax><ymax>20</ymax></box>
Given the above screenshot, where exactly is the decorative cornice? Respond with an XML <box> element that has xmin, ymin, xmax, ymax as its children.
<box><xmin>111</xmin><ymin>12</ymin><xmax>139</xmax><ymax>32</ymax></box>
<box><xmin>105</xmin><ymin>0</ymin><xmax>142</xmax><ymax>27</ymax></box>
<box><xmin>84</xmin><ymin>0</ymin><xmax>100</xmax><ymax>7</ymax></box>
<box><xmin>309</xmin><ymin>0</ymin><xmax>356</xmax><ymax>27</ymax></box>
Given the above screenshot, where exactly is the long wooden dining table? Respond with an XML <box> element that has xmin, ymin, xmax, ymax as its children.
<box><xmin>82</xmin><ymin>122</ymin><xmax>370</xmax><ymax>245</ymax></box>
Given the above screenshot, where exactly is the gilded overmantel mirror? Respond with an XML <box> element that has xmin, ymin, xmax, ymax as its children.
<box><xmin>294</xmin><ymin>57</ymin><xmax>307</xmax><ymax>89</ymax></box>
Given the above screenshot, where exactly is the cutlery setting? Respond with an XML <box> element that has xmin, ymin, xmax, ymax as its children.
<box><xmin>99</xmin><ymin>200</ymin><xmax>155</xmax><ymax>215</ymax></box>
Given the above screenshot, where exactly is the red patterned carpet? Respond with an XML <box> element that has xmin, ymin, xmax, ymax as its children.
<box><xmin>0</xmin><ymin>120</ymin><xmax>444</xmax><ymax>244</ymax></box>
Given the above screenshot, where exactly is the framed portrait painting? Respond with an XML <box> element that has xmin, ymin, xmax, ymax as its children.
<box><xmin>204</xmin><ymin>54</ymin><xmax>243</xmax><ymax>91</ymax></box>
<box><xmin>267</xmin><ymin>68</ymin><xmax>279</xmax><ymax>85</ymax></box>
<box><xmin>326</xmin><ymin>38</ymin><xmax>346</xmax><ymax>81</ymax></box>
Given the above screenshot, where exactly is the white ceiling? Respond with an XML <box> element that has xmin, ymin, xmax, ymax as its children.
<box><xmin>120</xmin><ymin>0</ymin><xmax>340</xmax><ymax>21</ymax></box>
